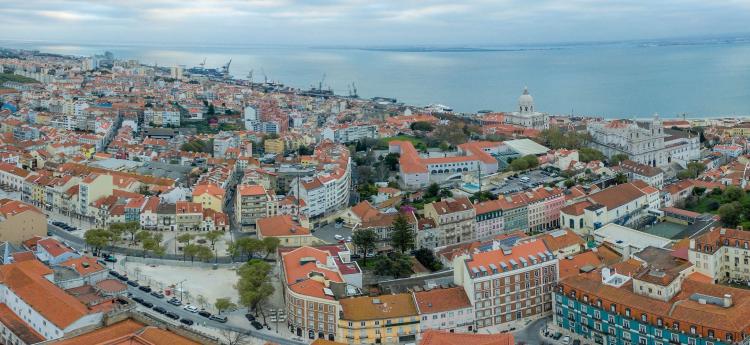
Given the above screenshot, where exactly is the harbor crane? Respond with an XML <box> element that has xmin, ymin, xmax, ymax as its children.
<box><xmin>247</xmin><ymin>69</ymin><xmax>253</xmax><ymax>82</ymax></box>
<box><xmin>221</xmin><ymin>59</ymin><xmax>232</xmax><ymax>77</ymax></box>
<box><xmin>199</xmin><ymin>58</ymin><xmax>206</xmax><ymax>70</ymax></box>
<box><xmin>318</xmin><ymin>73</ymin><xmax>326</xmax><ymax>91</ymax></box>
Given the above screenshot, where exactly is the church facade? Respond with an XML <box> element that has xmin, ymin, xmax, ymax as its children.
<box><xmin>587</xmin><ymin>115</ymin><xmax>699</xmax><ymax>168</ymax></box>
<box><xmin>504</xmin><ymin>87</ymin><xmax>549</xmax><ymax>130</ymax></box>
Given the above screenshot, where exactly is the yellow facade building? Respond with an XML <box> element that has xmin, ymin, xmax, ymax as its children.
<box><xmin>264</xmin><ymin>138</ymin><xmax>285</xmax><ymax>155</ymax></box>
<box><xmin>337</xmin><ymin>294</ymin><xmax>419</xmax><ymax>345</ymax></box>
<box><xmin>192</xmin><ymin>183</ymin><xmax>225</xmax><ymax>212</ymax></box>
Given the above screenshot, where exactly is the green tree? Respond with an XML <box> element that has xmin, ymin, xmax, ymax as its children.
<box><xmin>564</xmin><ymin>179</ymin><xmax>576</xmax><ymax>188</ymax></box>
<box><xmin>509</xmin><ymin>157</ymin><xmax>529</xmax><ymax>171</ymax></box>
<box><xmin>614</xmin><ymin>172</ymin><xmax>628</xmax><ymax>184</ymax></box>
<box><xmin>383</xmin><ymin>153</ymin><xmax>400</xmax><ymax>171</ymax></box>
<box><xmin>195</xmin><ymin>245</ymin><xmax>214</xmax><ymax>262</ymax></box>
<box><xmin>719</xmin><ymin>202</ymin><xmax>741</xmax><ymax>227</ymax></box>
<box><xmin>579</xmin><ymin>148</ymin><xmax>606</xmax><ymax>163</ymax></box>
<box><xmin>425</xmin><ymin>183</ymin><xmax>440</xmax><ymax>199</ymax></box>
<box><xmin>390</xmin><ymin>212</ymin><xmax>415</xmax><ymax>253</ymax></box>
<box><xmin>352</xmin><ymin>229</ymin><xmax>378</xmax><ymax>266</ymax></box>
<box><xmin>261</xmin><ymin>237</ymin><xmax>280</xmax><ymax>259</ymax></box>
<box><xmin>724</xmin><ymin>186</ymin><xmax>745</xmax><ymax>203</ymax></box>
<box><xmin>410</xmin><ymin>121</ymin><xmax>435</xmax><ymax>132</ymax></box>
<box><xmin>204</xmin><ymin>231</ymin><xmax>224</xmax><ymax>248</ymax></box>
<box><xmin>143</xmin><ymin>237</ymin><xmax>166</xmax><ymax>257</ymax></box>
<box><xmin>373</xmin><ymin>253</ymin><xmax>413</xmax><ymax>278</ymax></box>
<box><xmin>122</xmin><ymin>221</ymin><xmax>140</xmax><ymax>245</ymax></box>
<box><xmin>135</xmin><ymin>230</ymin><xmax>152</xmax><ymax>244</ymax></box>
<box><xmin>470</xmin><ymin>191</ymin><xmax>496</xmax><ymax>203</ymax></box>
<box><xmin>84</xmin><ymin>229</ymin><xmax>111</xmax><ymax>254</ymax></box>
<box><xmin>108</xmin><ymin>223</ymin><xmax>125</xmax><ymax>245</ymax></box>
<box><xmin>215</xmin><ymin>297</ymin><xmax>236</xmax><ymax>315</ymax></box>
<box><xmin>414</xmin><ymin>248</ymin><xmax>443</xmax><ymax>271</ymax></box>
<box><xmin>438</xmin><ymin>141</ymin><xmax>450</xmax><ymax>152</ymax></box>
<box><xmin>183</xmin><ymin>244</ymin><xmax>200</xmax><ymax>262</ymax></box>
<box><xmin>609</xmin><ymin>154</ymin><xmax>629</xmax><ymax>166</ymax></box>
<box><xmin>235</xmin><ymin>260</ymin><xmax>275</xmax><ymax>316</ymax></box>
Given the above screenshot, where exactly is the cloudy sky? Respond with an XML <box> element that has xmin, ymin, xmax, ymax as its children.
<box><xmin>1</xmin><ymin>0</ymin><xmax>749</xmax><ymax>46</ymax></box>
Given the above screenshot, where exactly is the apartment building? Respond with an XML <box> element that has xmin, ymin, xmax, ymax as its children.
<box><xmin>175</xmin><ymin>201</ymin><xmax>203</xmax><ymax>231</ymax></box>
<box><xmin>279</xmin><ymin>246</ymin><xmax>362</xmax><ymax>341</ymax></box>
<box><xmin>0</xmin><ymin>199</ymin><xmax>47</xmax><ymax>246</ymax></box>
<box><xmin>337</xmin><ymin>294</ymin><xmax>419</xmax><ymax>345</ymax></box>
<box><xmin>290</xmin><ymin>141</ymin><xmax>351</xmax><ymax>219</ymax></box>
<box><xmin>0</xmin><ymin>162</ymin><xmax>32</xmax><ymax>191</ymax></box>
<box><xmin>413</xmin><ymin>286</ymin><xmax>475</xmax><ymax>335</ymax></box>
<box><xmin>453</xmin><ymin>239</ymin><xmax>558</xmax><ymax>332</ymax></box>
<box><xmin>192</xmin><ymin>183</ymin><xmax>225</xmax><ymax>212</ymax></box>
<box><xmin>689</xmin><ymin>227</ymin><xmax>750</xmax><ymax>284</ymax></box>
<box><xmin>554</xmin><ymin>247</ymin><xmax>750</xmax><ymax>345</ymax></box>
<box><xmin>423</xmin><ymin>197</ymin><xmax>476</xmax><ymax>248</ymax></box>
<box><xmin>236</xmin><ymin>184</ymin><xmax>273</xmax><ymax>227</ymax></box>
<box><xmin>559</xmin><ymin>181</ymin><xmax>660</xmax><ymax>236</ymax></box>
<box><xmin>78</xmin><ymin>173</ymin><xmax>114</xmax><ymax>218</ymax></box>
<box><xmin>322</xmin><ymin>124</ymin><xmax>378</xmax><ymax>144</ymax></box>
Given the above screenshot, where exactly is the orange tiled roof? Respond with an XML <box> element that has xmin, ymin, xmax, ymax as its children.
<box><xmin>413</xmin><ymin>287</ymin><xmax>471</xmax><ymax>314</ymax></box>
<box><xmin>258</xmin><ymin>215</ymin><xmax>310</xmax><ymax>238</ymax></box>
<box><xmin>0</xmin><ymin>260</ymin><xmax>90</xmax><ymax>329</ymax></box>
<box><xmin>340</xmin><ymin>293</ymin><xmax>418</xmax><ymax>321</ymax></box>
<box><xmin>51</xmin><ymin>319</ymin><xmax>201</xmax><ymax>345</ymax></box>
<box><xmin>193</xmin><ymin>183</ymin><xmax>225</xmax><ymax>198</ymax></box>
<box><xmin>420</xmin><ymin>330</ymin><xmax>514</xmax><ymax>345</ymax></box>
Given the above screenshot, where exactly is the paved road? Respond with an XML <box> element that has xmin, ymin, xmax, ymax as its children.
<box><xmin>125</xmin><ymin>281</ymin><xmax>304</xmax><ymax>345</ymax></box>
<box><xmin>312</xmin><ymin>222</ymin><xmax>352</xmax><ymax>244</ymax></box>
<box><xmin>512</xmin><ymin>315</ymin><xmax>553</xmax><ymax>345</ymax></box>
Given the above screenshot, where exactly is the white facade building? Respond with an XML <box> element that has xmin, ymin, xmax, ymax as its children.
<box><xmin>503</xmin><ymin>88</ymin><xmax>549</xmax><ymax>130</ymax></box>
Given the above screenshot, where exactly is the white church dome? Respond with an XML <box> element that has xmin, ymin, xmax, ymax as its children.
<box><xmin>518</xmin><ymin>87</ymin><xmax>534</xmax><ymax>113</ymax></box>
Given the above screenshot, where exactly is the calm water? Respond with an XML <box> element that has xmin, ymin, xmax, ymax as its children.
<box><xmin>2</xmin><ymin>39</ymin><xmax>750</xmax><ymax>117</ymax></box>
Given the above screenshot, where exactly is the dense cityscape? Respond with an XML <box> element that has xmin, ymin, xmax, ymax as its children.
<box><xmin>0</xmin><ymin>43</ymin><xmax>748</xmax><ymax>345</ymax></box>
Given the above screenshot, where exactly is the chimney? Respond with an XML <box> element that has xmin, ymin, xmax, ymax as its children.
<box><xmin>724</xmin><ymin>294</ymin><xmax>733</xmax><ymax>308</ymax></box>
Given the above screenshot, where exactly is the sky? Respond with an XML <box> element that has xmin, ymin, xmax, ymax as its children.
<box><xmin>1</xmin><ymin>0</ymin><xmax>749</xmax><ymax>46</ymax></box>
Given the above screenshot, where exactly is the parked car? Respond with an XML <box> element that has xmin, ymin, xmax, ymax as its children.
<box><xmin>127</xmin><ymin>280</ymin><xmax>139</xmax><ymax>287</ymax></box>
<box><xmin>141</xmin><ymin>301</ymin><xmax>153</xmax><ymax>308</ymax></box>
<box><xmin>183</xmin><ymin>305</ymin><xmax>199</xmax><ymax>313</ymax></box>
<box><xmin>150</xmin><ymin>291</ymin><xmax>165</xmax><ymax>299</ymax></box>
<box><xmin>152</xmin><ymin>306</ymin><xmax>167</xmax><ymax>314</ymax></box>
<box><xmin>209</xmin><ymin>315</ymin><xmax>228</xmax><ymax>323</ymax></box>
<box><xmin>251</xmin><ymin>321</ymin><xmax>263</xmax><ymax>330</ymax></box>
<box><xmin>168</xmin><ymin>298</ymin><xmax>182</xmax><ymax>306</ymax></box>
<box><xmin>132</xmin><ymin>297</ymin><xmax>144</xmax><ymax>304</ymax></box>
<box><xmin>334</xmin><ymin>234</ymin><xmax>343</xmax><ymax>240</ymax></box>
<box><xmin>180</xmin><ymin>318</ymin><xmax>194</xmax><ymax>326</ymax></box>
<box><xmin>138</xmin><ymin>286</ymin><xmax>152</xmax><ymax>293</ymax></box>
<box><xmin>561</xmin><ymin>336</ymin><xmax>571</xmax><ymax>345</ymax></box>
<box><xmin>198</xmin><ymin>310</ymin><xmax>212</xmax><ymax>318</ymax></box>
<box><xmin>244</xmin><ymin>313</ymin><xmax>256</xmax><ymax>322</ymax></box>
<box><xmin>165</xmin><ymin>312</ymin><xmax>180</xmax><ymax>320</ymax></box>
<box><xmin>104</xmin><ymin>255</ymin><xmax>118</xmax><ymax>263</ymax></box>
